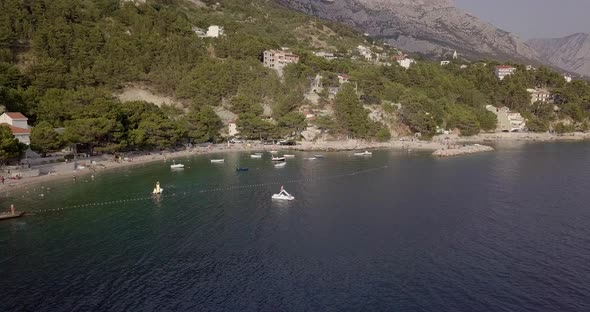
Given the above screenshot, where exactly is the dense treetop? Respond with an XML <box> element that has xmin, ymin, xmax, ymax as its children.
<box><xmin>0</xmin><ymin>0</ymin><xmax>589</xmax><ymax>157</ymax></box>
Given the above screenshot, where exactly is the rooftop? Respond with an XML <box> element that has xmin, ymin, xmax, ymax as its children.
<box><xmin>1</xmin><ymin>123</ymin><xmax>30</xmax><ymax>134</ymax></box>
<box><xmin>3</xmin><ymin>112</ymin><xmax>28</xmax><ymax>120</ymax></box>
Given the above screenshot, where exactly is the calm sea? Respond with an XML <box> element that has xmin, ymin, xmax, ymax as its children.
<box><xmin>1</xmin><ymin>142</ymin><xmax>590</xmax><ymax>311</ymax></box>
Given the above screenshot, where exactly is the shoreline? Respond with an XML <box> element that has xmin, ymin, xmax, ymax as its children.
<box><xmin>2</xmin><ymin>133</ymin><xmax>589</xmax><ymax>194</ymax></box>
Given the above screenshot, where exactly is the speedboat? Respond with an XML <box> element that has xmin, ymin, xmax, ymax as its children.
<box><xmin>354</xmin><ymin>151</ymin><xmax>372</xmax><ymax>156</ymax></box>
<box><xmin>284</xmin><ymin>154</ymin><xmax>295</xmax><ymax>158</ymax></box>
<box><xmin>236</xmin><ymin>167</ymin><xmax>249</xmax><ymax>172</ymax></box>
<box><xmin>313</xmin><ymin>155</ymin><xmax>325</xmax><ymax>159</ymax></box>
<box><xmin>272</xmin><ymin>186</ymin><xmax>294</xmax><ymax>201</ymax></box>
<box><xmin>210</xmin><ymin>159</ymin><xmax>225</xmax><ymax>163</ymax></box>
<box><xmin>271</xmin><ymin>156</ymin><xmax>285</xmax><ymax>161</ymax></box>
<box><xmin>274</xmin><ymin>162</ymin><xmax>286</xmax><ymax>168</ymax></box>
<box><xmin>170</xmin><ymin>163</ymin><xmax>185</xmax><ymax>169</ymax></box>
<box><xmin>250</xmin><ymin>154</ymin><xmax>262</xmax><ymax>159</ymax></box>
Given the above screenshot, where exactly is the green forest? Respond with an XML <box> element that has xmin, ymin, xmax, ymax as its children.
<box><xmin>1</xmin><ymin>0</ymin><xmax>590</xmax><ymax>159</ymax></box>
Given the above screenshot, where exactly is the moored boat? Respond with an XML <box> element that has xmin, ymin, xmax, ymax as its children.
<box><xmin>236</xmin><ymin>167</ymin><xmax>249</xmax><ymax>172</ymax></box>
<box><xmin>250</xmin><ymin>154</ymin><xmax>262</xmax><ymax>159</ymax></box>
<box><xmin>271</xmin><ymin>156</ymin><xmax>285</xmax><ymax>161</ymax></box>
<box><xmin>170</xmin><ymin>163</ymin><xmax>185</xmax><ymax>169</ymax></box>
<box><xmin>274</xmin><ymin>162</ymin><xmax>286</xmax><ymax>168</ymax></box>
<box><xmin>284</xmin><ymin>154</ymin><xmax>295</xmax><ymax>158</ymax></box>
<box><xmin>210</xmin><ymin>159</ymin><xmax>225</xmax><ymax>163</ymax></box>
<box><xmin>313</xmin><ymin>155</ymin><xmax>325</xmax><ymax>159</ymax></box>
<box><xmin>354</xmin><ymin>151</ymin><xmax>372</xmax><ymax>156</ymax></box>
<box><xmin>270</xmin><ymin>150</ymin><xmax>279</xmax><ymax>154</ymax></box>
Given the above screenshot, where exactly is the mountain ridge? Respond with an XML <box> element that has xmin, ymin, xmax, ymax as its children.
<box><xmin>526</xmin><ymin>33</ymin><xmax>590</xmax><ymax>77</ymax></box>
<box><xmin>275</xmin><ymin>0</ymin><xmax>542</xmax><ymax>63</ymax></box>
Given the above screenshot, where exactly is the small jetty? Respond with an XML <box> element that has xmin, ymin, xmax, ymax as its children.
<box><xmin>0</xmin><ymin>212</ymin><xmax>24</xmax><ymax>221</ymax></box>
<box><xmin>0</xmin><ymin>205</ymin><xmax>24</xmax><ymax>221</ymax></box>
<box><xmin>433</xmin><ymin>144</ymin><xmax>494</xmax><ymax>157</ymax></box>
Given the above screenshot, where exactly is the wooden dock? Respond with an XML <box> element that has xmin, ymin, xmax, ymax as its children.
<box><xmin>0</xmin><ymin>212</ymin><xmax>25</xmax><ymax>221</ymax></box>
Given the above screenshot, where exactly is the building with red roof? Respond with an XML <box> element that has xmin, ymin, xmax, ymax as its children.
<box><xmin>495</xmin><ymin>65</ymin><xmax>517</xmax><ymax>80</ymax></box>
<box><xmin>0</xmin><ymin>112</ymin><xmax>31</xmax><ymax>145</ymax></box>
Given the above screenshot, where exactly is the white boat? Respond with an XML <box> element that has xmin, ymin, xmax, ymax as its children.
<box><xmin>271</xmin><ymin>156</ymin><xmax>285</xmax><ymax>161</ymax></box>
<box><xmin>210</xmin><ymin>159</ymin><xmax>225</xmax><ymax>163</ymax></box>
<box><xmin>313</xmin><ymin>155</ymin><xmax>325</xmax><ymax>159</ymax></box>
<box><xmin>170</xmin><ymin>163</ymin><xmax>185</xmax><ymax>169</ymax></box>
<box><xmin>354</xmin><ymin>151</ymin><xmax>373</xmax><ymax>156</ymax></box>
<box><xmin>274</xmin><ymin>162</ymin><xmax>286</xmax><ymax>168</ymax></box>
<box><xmin>272</xmin><ymin>186</ymin><xmax>294</xmax><ymax>201</ymax></box>
<box><xmin>306</xmin><ymin>157</ymin><xmax>317</xmax><ymax>160</ymax></box>
<box><xmin>284</xmin><ymin>154</ymin><xmax>295</xmax><ymax>158</ymax></box>
<box><xmin>152</xmin><ymin>181</ymin><xmax>163</xmax><ymax>195</ymax></box>
<box><xmin>250</xmin><ymin>154</ymin><xmax>262</xmax><ymax>159</ymax></box>
<box><xmin>270</xmin><ymin>150</ymin><xmax>279</xmax><ymax>154</ymax></box>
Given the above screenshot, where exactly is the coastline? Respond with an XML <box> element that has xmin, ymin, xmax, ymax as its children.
<box><xmin>2</xmin><ymin>132</ymin><xmax>589</xmax><ymax>194</ymax></box>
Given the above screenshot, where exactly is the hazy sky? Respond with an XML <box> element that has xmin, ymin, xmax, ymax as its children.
<box><xmin>454</xmin><ymin>0</ymin><xmax>590</xmax><ymax>39</ymax></box>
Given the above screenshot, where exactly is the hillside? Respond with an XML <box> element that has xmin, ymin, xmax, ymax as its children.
<box><xmin>274</xmin><ymin>0</ymin><xmax>542</xmax><ymax>63</ymax></box>
<box><xmin>526</xmin><ymin>33</ymin><xmax>590</xmax><ymax>78</ymax></box>
<box><xmin>0</xmin><ymin>0</ymin><xmax>589</xmax><ymax>159</ymax></box>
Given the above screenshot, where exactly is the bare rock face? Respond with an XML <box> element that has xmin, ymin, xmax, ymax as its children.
<box><xmin>526</xmin><ymin>33</ymin><xmax>590</xmax><ymax>77</ymax></box>
<box><xmin>301</xmin><ymin>127</ymin><xmax>321</xmax><ymax>141</ymax></box>
<box><xmin>275</xmin><ymin>0</ymin><xmax>541</xmax><ymax>63</ymax></box>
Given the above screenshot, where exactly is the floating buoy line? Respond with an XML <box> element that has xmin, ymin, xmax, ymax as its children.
<box><xmin>17</xmin><ymin>165</ymin><xmax>388</xmax><ymax>216</ymax></box>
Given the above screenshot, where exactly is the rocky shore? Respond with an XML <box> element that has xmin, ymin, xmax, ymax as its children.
<box><xmin>432</xmin><ymin>144</ymin><xmax>495</xmax><ymax>157</ymax></box>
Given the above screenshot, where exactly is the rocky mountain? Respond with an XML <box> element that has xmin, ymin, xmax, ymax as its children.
<box><xmin>526</xmin><ymin>33</ymin><xmax>590</xmax><ymax>77</ymax></box>
<box><xmin>274</xmin><ymin>0</ymin><xmax>542</xmax><ymax>63</ymax></box>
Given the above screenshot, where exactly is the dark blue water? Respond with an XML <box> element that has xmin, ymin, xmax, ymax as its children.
<box><xmin>1</xmin><ymin>143</ymin><xmax>590</xmax><ymax>311</ymax></box>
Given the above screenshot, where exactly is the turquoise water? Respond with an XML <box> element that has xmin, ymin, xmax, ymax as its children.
<box><xmin>1</xmin><ymin>144</ymin><xmax>590</xmax><ymax>311</ymax></box>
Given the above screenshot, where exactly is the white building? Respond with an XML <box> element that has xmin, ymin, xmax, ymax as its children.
<box><xmin>193</xmin><ymin>25</ymin><xmax>224</xmax><ymax>38</ymax></box>
<box><xmin>206</xmin><ymin>25</ymin><xmax>224</xmax><ymax>38</ymax></box>
<box><xmin>527</xmin><ymin>88</ymin><xmax>552</xmax><ymax>104</ymax></box>
<box><xmin>397</xmin><ymin>58</ymin><xmax>415</xmax><ymax>69</ymax></box>
<box><xmin>440</xmin><ymin>61</ymin><xmax>451</xmax><ymax>66</ymax></box>
<box><xmin>313</xmin><ymin>51</ymin><xmax>337</xmax><ymax>61</ymax></box>
<box><xmin>486</xmin><ymin>105</ymin><xmax>526</xmax><ymax>132</ymax></box>
<box><xmin>564</xmin><ymin>75</ymin><xmax>572</xmax><ymax>83</ymax></box>
<box><xmin>452</xmin><ymin>50</ymin><xmax>458</xmax><ymax>59</ymax></box>
<box><xmin>0</xmin><ymin>112</ymin><xmax>31</xmax><ymax>144</ymax></box>
<box><xmin>357</xmin><ymin>45</ymin><xmax>373</xmax><ymax>60</ymax></box>
<box><xmin>495</xmin><ymin>66</ymin><xmax>517</xmax><ymax>80</ymax></box>
<box><xmin>263</xmin><ymin>49</ymin><xmax>300</xmax><ymax>72</ymax></box>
